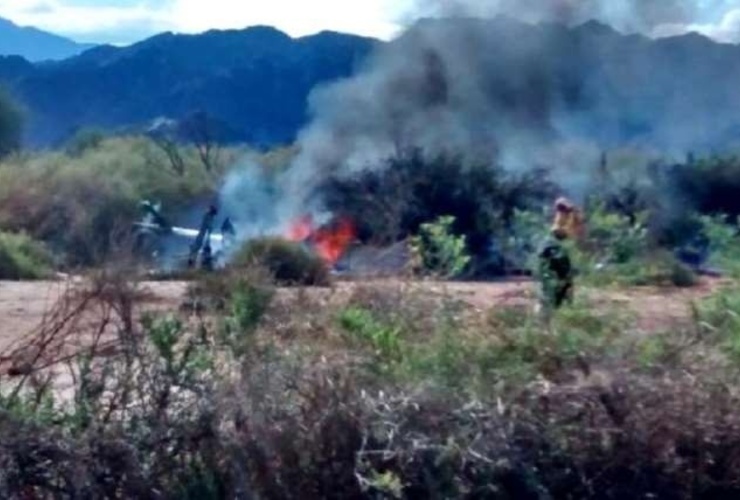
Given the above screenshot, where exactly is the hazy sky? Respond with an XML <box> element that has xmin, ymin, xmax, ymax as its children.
<box><xmin>1</xmin><ymin>0</ymin><xmax>740</xmax><ymax>45</ymax></box>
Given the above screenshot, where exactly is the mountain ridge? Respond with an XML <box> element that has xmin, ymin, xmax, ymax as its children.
<box><xmin>0</xmin><ymin>18</ymin><xmax>738</xmax><ymax>152</ymax></box>
<box><xmin>0</xmin><ymin>16</ymin><xmax>95</xmax><ymax>62</ymax></box>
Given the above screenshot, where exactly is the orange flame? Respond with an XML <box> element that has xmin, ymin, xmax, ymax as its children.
<box><xmin>285</xmin><ymin>215</ymin><xmax>356</xmax><ymax>266</ymax></box>
<box><xmin>312</xmin><ymin>217</ymin><xmax>357</xmax><ymax>265</ymax></box>
<box><xmin>286</xmin><ymin>214</ymin><xmax>314</xmax><ymax>242</ymax></box>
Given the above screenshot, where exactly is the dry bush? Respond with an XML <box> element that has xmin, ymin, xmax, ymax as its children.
<box><xmin>185</xmin><ymin>264</ymin><xmax>274</xmax><ymax>311</ymax></box>
<box><xmin>229</xmin><ymin>237</ymin><xmax>331</xmax><ymax>287</ymax></box>
<box><xmin>1</xmin><ymin>273</ymin><xmax>740</xmax><ymax>498</ymax></box>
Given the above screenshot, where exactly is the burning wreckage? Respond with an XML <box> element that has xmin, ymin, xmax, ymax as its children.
<box><xmin>133</xmin><ymin>201</ymin><xmax>361</xmax><ymax>273</ymax></box>
<box><xmin>133</xmin><ymin>201</ymin><xmax>236</xmax><ymax>270</ymax></box>
<box><xmin>133</xmin><ymin>193</ymin><xmax>722</xmax><ymax>279</ymax></box>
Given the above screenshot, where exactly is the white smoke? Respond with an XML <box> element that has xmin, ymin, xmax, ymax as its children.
<box><xmin>219</xmin><ymin>163</ymin><xmax>282</xmax><ymax>243</ymax></box>
<box><xmin>654</xmin><ymin>7</ymin><xmax>740</xmax><ymax>43</ymax></box>
<box><xmin>217</xmin><ymin>156</ymin><xmax>335</xmax><ymax>252</ymax></box>
<box><xmin>409</xmin><ymin>0</ymin><xmax>740</xmax><ymax>42</ymax></box>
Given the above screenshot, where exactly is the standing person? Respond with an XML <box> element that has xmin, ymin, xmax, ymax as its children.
<box><xmin>188</xmin><ymin>204</ymin><xmax>218</xmax><ymax>268</ymax></box>
<box><xmin>552</xmin><ymin>197</ymin><xmax>585</xmax><ymax>242</ymax></box>
<box><xmin>538</xmin><ymin>227</ymin><xmax>575</xmax><ymax>313</ymax></box>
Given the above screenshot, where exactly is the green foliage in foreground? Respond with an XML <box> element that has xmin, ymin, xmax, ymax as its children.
<box><xmin>0</xmin><ymin>231</ymin><xmax>53</xmax><ymax>280</ymax></box>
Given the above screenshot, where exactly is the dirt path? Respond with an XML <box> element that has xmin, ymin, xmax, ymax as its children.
<box><xmin>0</xmin><ymin>275</ymin><xmax>729</xmax><ymax>402</ymax></box>
<box><xmin>0</xmin><ymin>280</ymin><xmax>186</xmax><ymax>352</ymax></box>
<box><xmin>0</xmin><ymin>276</ymin><xmax>729</xmax><ymax>351</ymax></box>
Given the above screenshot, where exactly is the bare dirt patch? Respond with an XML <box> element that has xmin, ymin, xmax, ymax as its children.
<box><xmin>0</xmin><ymin>275</ymin><xmax>727</xmax><ymax>346</ymax></box>
<box><xmin>0</xmin><ymin>275</ymin><xmax>728</xmax><ymax>404</ymax></box>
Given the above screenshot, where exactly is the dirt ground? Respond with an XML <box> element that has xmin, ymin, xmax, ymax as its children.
<box><xmin>0</xmin><ymin>275</ymin><xmax>729</xmax><ymax>401</ymax></box>
<box><xmin>0</xmin><ymin>275</ymin><xmax>729</xmax><ymax>351</ymax></box>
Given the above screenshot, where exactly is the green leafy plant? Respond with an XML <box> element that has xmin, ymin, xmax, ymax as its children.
<box><xmin>695</xmin><ymin>213</ymin><xmax>740</xmax><ymax>276</ymax></box>
<box><xmin>571</xmin><ymin>204</ymin><xmax>698</xmax><ymax>288</ymax></box>
<box><xmin>409</xmin><ymin>215</ymin><xmax>471</xmax><ymax>279</ymax></box>
<box><xmin>0</xmin><ymin>230</ymin><xmax>54</xmax><ymax>279</ymax></box>
<box><xmin>338</xmin><ymin>307</ymin><xmax>403</xmax><ymax>367</ymax></box>
<box><xmin>142</xmin><ymin>314</ymin><xmax>214</xmax><ymax>385</ymax></box>
<box><xmin>219</xmin><ymin>279</ymin><xmax>274</xmax><ymax>357</ymax></box>
<box><xmin>697</xmin><ymin>285</ymin><xmax>740</xmax><ymax>365</ymax></box>
<box><xmin>585</xmin><ymin>203</ymin><xmax>650</xmax><ymax>265</ymax></box>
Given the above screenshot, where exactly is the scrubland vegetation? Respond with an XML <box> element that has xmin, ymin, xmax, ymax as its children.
<box><xmin>2</xmin><ymin>126</ymin><xmax>740</xmax><ymax>498</ymax></box>
<box><xmin>1</xmin><ymin>263</ymin><xmax>740</xmax><ymax>497</ymax></box>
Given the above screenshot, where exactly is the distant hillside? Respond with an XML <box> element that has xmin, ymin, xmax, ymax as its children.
<box><xmin>0</xmin><ymin>25</ymin><xmax>378</xmax><ymax>147</ymax></box>
<box><xmin>0</xmin><ymin>17</ymin><xmax>95</xmax><ymax>62</ymax></box>
<box><xmin>1</xmin><ymin>19</ymin><xmax>740</xmax><ymax>152</ymax></box>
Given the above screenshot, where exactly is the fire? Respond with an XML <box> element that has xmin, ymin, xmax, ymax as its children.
<box><xmin>312</xmin><ymin>217</ymin><xmax>357</xmax><ymax>265</ymax></box>
<box><xmin>286</xmin><ymin>214</ymin><xmax>314</xmax><ymax>241</ymax></box>
<box><xmin>286</xmin><ymin>215</ymin><xmax>357</xmax><ymax>266</ymax></box>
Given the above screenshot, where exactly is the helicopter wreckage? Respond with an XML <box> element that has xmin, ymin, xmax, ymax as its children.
<box><xmin>132</xmin><ymin>201</ymin><xmax>369</xmax><ymax>274</ymax></box>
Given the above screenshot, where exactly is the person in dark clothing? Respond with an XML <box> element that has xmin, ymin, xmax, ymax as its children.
<box><xmin>538</xmin><ymin>227</ymin><xmax>575</xmax><ymax>311</ymax></box>
<box><xmin>188</xmin><ymin>205</ymin><xmax>218</xmax><ymax>268</ymax></box>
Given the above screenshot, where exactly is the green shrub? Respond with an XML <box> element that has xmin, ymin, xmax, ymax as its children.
<box><xmin>338</xmin><ymin>306</ymin><xmax>404</xmax><ymax>368</ymax></box>
<box><xmin>0</xmin><ymin>231</ymin><xmax>54</xmax><ymax>279</ymax></box>
<box><xmin>219</xmin><ymin>279</ymin><xmax>274</xmax><ymax>356</ymax></box>
<box><xmin>585</xmin><ymin>203</ymin><xmax>651</xmax><ymax>265</ymax></box>
<box><xmin>229</xmin><ymin>237</ymin><xmax>330</xmax><ymax>286</ymax></box>
<box><xmin>565</xmin><ymin>203</ymin><xmax>698</xmax><ymax>288</ymax></box>
<box><xmin>623</xmin><ymin>251</ymin><xmax>696</xmax><ymax>288</ymax></box>
<box><xmin>697</xmin><ymin>285</ymin><xmax>740</xmax><ymax>365</ymax></box>
<box><xmin>185</xmin><ymin>265</ymin><xmax>274</xmax><ymax>319</ymax></box>
<box><xmin>694</xmin><ymin>213</ymin><xmax>740</xmax><ymax>276</ymax></box>
<box><xmin>409</xmin><ymin>215</ymin><xmax>471</xmax><ymax>278</ymax></box>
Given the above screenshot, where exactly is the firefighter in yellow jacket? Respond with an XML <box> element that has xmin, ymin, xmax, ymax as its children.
<box><xmin>537</xmin><ymin>197</ymin><xmax>583</xmax><ymax>314</ymax></box>
<box><xmin>551</xmin><ymin>197</ymin><xmax>585</xmax><ymax>242</ymax></box>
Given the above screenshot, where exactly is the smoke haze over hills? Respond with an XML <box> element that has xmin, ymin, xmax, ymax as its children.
<box><xmin>280</xmin><ymin>13</ymin><xmax>740</xmax><ymax>216</ymax></box>
<box><xmin>409</xmin><ymin>0</ymin><xmax>740</xmax><ymax>42</ymax></box>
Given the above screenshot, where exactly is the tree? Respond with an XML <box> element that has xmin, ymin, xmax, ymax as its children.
<box><xmin>179</xmin><ymin>110</ymin><xmax>222</xmax><ymax>173</ymax></box>
<box><xmin>0</xmin><ymin>86</ymin><xmax>24</xmax><ymax>159</ymax></box>
<box><xmin>146</xmin><ymin>118</ymin><xmax>186</xmax><ymax>176</ymax></box>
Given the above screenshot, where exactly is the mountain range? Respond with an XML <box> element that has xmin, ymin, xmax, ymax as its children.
<box><xmin>0</xmin><ymin>17</ymin><xmax>739</xmax><ymax>152</ymax></box>
<box><xmin>0</xmin><ymin>17</ymin><xmax>94</xmax><ymax>62</ymax></box>
<box><xmin>0</xmin><ymin>25</ymin><xmax>377</xmax><ymax>147</ymax></box>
